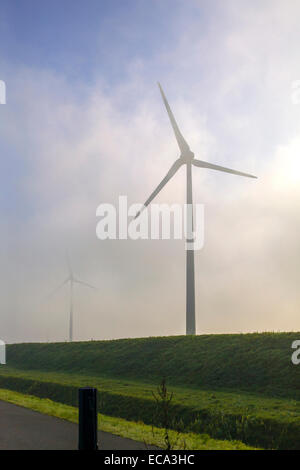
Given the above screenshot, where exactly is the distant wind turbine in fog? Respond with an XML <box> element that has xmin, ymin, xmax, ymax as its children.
<box><xmin>48</xmin><ymin>255</ymin><xmax>96</xmax><ymax>342</ymax></box>
<box><xmin>135</xmin><ymin>83</ymin><xmax>257</xmax><ymax>336</ymax></box>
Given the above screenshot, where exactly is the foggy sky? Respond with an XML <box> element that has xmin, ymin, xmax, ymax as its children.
<box><xmin>1</xmin><ymin>0</ymin><xmax>300</xmax><ymax>342</ymax></box>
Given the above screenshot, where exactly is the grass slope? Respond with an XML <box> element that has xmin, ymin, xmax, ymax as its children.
<box><xmin>6</xmin><ymin>333</ymin><xmax>299</xmax><ymax>398</ymax></box>
<box><xmin>1</xmin><ymin>333</ymin><xmax>299</xmax><ymax>449</ymax></box>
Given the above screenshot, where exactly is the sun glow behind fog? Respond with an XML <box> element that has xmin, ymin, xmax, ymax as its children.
<box><xmin>271</xmin><ymin>137</ymin><xmax>300</xmax><ymax>189</ymax></box>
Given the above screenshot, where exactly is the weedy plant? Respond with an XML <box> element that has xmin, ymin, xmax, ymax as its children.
<box><xmin>151</xmin><ymin>378</ymin><xmax>186</xmax><ymax>450</ymax></box>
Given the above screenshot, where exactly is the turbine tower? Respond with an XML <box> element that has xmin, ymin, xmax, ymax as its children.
<box><xmin>135</xmin><ymin>83</ymin><xmax>257</xmax><ymax>335</ymax></box>
<box><xmin>49</xmin><ymin>256</ymin><xmax>96</xmax><ymax>342</ymax></box>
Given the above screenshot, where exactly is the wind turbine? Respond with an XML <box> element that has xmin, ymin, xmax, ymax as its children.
<box><xmin>135</xmin><ymin>83</ymin><xmax>257</xmax><ymax>335</ymax></box>
<box><xmin>49</xmin><ymin>256</ymin><xmax>96</xmax><ymax>342</ymax></box>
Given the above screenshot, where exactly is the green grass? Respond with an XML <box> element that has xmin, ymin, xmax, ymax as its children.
<box><xmin>0</xmin><ymin>388</ymin><xmax>256</xmax><ymax>450</ymax></box>
<box><xmin>1</xmin><ymin>333</ymin><xmax>299</xmax><ymax>449</ymax></box>
<box><xmin>6</xmin><ymin>333</ymin><xmax>299</xmax><ymax>399</ymax></box>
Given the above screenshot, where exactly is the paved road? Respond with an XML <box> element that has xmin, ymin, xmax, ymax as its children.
<box><xmin>0</xmin><ymin>400</ymin><xmax>157</xmax><ymax>450</ymax></box>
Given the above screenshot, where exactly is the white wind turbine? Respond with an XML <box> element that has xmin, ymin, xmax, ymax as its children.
<box><xmin>135</xmin><ymin>83</ymin><xmax>257</xmax><ymax>335</ymax></box>
<box><xmin>49</xmin><ymin>255</ymin><xmax>96</xmax><ymax>342</ymax></box>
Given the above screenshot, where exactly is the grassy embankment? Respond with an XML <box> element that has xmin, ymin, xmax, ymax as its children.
<box><xmin>0</xmin><ymin>333</ymin><xmax>299</xmax><ymax>449</ymax></box>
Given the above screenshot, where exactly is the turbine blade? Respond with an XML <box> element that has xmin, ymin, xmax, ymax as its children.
<box><xmin>135</xmin><ymin>159</ymin><xmax>183</xmax><ymax>219</ymax></box>
<box><xmin>158</xmin><ymin>83</ymin><xmax>190</xmax><ymax>155</ymax></box>
<box><xmin>47</xmin><ymin>278</ymin><xmax>69</xmax><ymax>299</ymax></box>
<box><xmin>74</xmin><ymin>278</ymin><xmax>96</xmax><ymax>289</ymax></box>
<box><xmin>192</xmin><ymin>159</ymin><xmax>257</xmax><ymax>179</ymax></box>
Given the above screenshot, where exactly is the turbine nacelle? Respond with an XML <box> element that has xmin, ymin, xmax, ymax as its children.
<box><xmin>181</xmin><ymin>151</ymin><xmax>195</xmax><ymax>163</ymax></box>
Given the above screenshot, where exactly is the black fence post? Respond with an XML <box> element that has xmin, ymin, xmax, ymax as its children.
<box><xmin>78</xmin><ymin>387</ymin><xmax>98</xmax><ymax>450</ymax></box>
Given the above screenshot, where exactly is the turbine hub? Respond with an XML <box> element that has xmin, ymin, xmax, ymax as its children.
<box><xmin>182</xmin><ymin>151</ymin><xmax>194</xmax><ymax>162</ymax></box>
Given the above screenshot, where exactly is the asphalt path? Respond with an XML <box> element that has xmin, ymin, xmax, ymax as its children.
<box><xmin>0</xmin><ymin>400</ymin><xmax>158</xmax><ymax>450</ymax></box>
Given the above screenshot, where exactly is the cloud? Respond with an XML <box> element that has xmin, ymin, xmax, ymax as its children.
<box><xmin>1</xmin><ymin>1</ymin><xmax>300</xmax><ymax>342</ymax></box>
